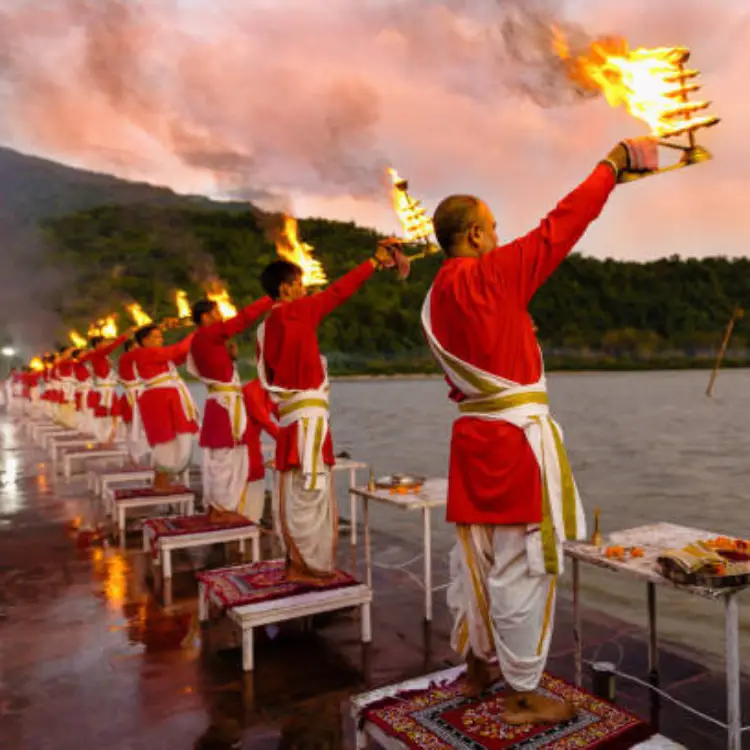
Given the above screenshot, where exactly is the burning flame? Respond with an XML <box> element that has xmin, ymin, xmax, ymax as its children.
<box><xmin>126</xmin><ymin>303</ymin><xmax>152</xmax><ymax>327</ymax></box>
<box><xmin>275</xmin><ymin>216</ymin><xmax>328</xmax><ymax>287</ymax></box>
<box><xmin>206</xmin><ymin>285</ymin><xmax>237</xmax><ymax>321</ymax></box>
<box><xmin>387</xmin><ymin>168</ymin><xmax>434</xmax><ymax>243</ymax></box>
<box><xmin>99</xmin><ymin>315</ymin><xmax>118</xmax><ymax>339</ymax></box>
<box><xmin>553</xmin><ymin>34</ymin><xmax>718</xmax><ymax>138</ymax></box>
<box><xmin>175</xmin><ymin>290</ymin><xmax>191</xmax><ymax>319</ymax></box>
<box><xmin>69</xmin><ymin>330</ymin><xmax>86</xmax><ymax>348</ymax></box>
<box><xmin>29</xmin><ymin>357</ymin><xmax>44</xmax><ymax>372</ymax></box>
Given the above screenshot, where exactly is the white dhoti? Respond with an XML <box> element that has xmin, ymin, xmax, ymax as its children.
<box><xmin>448</xmin><ymin>525</ymin><xmax>556</xmax><ymax>693</ymax></box>
<box><xmin>239</xmin><ymin>479</ymin><xmax>266</xmax><ymax>522</ymax></box>
<box><xmin>152</xmin><ymin>434</ymin><xmax>194</xmax><ymax>475</ymax></box>
<box><xmin>278</xmin><ymin>469</ymin><xmax>337</xmax><ymax>575</ymax></box>
<box><xmin>202</xmin><ymin>446</ymin><xmax>249</xmax><ymax>513</ymax></box>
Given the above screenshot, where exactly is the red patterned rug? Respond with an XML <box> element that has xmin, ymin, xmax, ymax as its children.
<box><xmin>143</xmin><ymin>514</ymin><xmax>256</xmax><ymax>558</ymax></box>
<box><xmin>198</xmin><ymin>559</ymin><xmax>361</xmax><ymax>610</ymax></box>
<box><xmin>360</xmin><ymin>674</ymin><xmax>654</xmax><ymax>749</ymax></box>
<box><xmin>114</xmin><ymin>485</ymin><xmax>192</xmax><ymax>500</ymax></box>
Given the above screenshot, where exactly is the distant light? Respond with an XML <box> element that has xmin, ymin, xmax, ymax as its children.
<box><xmin>1</xmin><ymin>347</ymin><xmax>16</xmax><ymax>357</ymax></box>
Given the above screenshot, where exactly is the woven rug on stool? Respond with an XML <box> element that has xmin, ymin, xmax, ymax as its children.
<box><xmin>197</xmin><ymin>559</ymin><xmax>360</xmax><ymax>610</ymax></box>
<box><xmin>143</xmin><ymin>514</ymin><xmax>256</xmax><ymax>558</ymax></box>
<box><xmin>360</xmin><ymin>673</ymin><xmax>655</xmax><ymax>749</ymax></box>
<box><xmin>114</xmin><ymin>485</ymin><xmax>191</xmax><ymax>500</ymax></box>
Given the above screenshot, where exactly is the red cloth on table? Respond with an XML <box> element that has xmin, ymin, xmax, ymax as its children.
<box><xmin>258</xmin><ymin>260</ymin><xmax>375</xmax><ymax>472</ymax></box>
<box><xmin>130</xmin><ymin>333</ymin><xmax>197</xmax><ymax>446</ymax></box>
<box><xmin>242</xmin><ymin>379</ymin><xmax>279</xmax><ymax>481</ymax></box>
<box><xmin>190</xmin><ymin>297</ymin><xmax>273</xmax><ymax>449</ymax></box>
<box><xmin>428</xmin><ymin>164</ymin><xmax>615</xmax><ymax>526</ymax></box>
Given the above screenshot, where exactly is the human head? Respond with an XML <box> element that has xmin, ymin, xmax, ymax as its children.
<box><xmin>71</xmin><ymin>348</ymin><xmax>82</xmax><ymax>361</ymax></box>
<box><xmin>192</xmin><ymin>299</ymin><xmax>221</xmax><ymax>327</ymax></box>
<box><xmin>88</xmin><ymin>335</ymin><xmax>105</xmax><ymax>350</ymax></box>
<box><xmin>135</xmin><ymin>324</ymin><xmax>163</xmax><ymax>348</ymax></box>
<box><xmin>432</xmin><ymin>195</ymin><xmax>497</xmax><ymax>258</ymax></box>
<box><xmin>261</xmin><ymin>260</ymin><xmax>305</xmax><ymax>302</ymax></box>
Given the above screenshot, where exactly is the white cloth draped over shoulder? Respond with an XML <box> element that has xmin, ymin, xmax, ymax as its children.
<box><xmin>256</xmin><ymin>320</ymin><xmax>330</xmax><ymax>491</ymax></box>
<box><xmin>421</xmin><ymin>288</ymin><xmax>586</xmax><ymax>576</ymax></box>
<box><xmin>186</xmin><ymin>353</ymin><xmax>246</xmax><ymax>443</ymax></box>
<box><xmin>138</xmin><ymin>361</ymin><xmax>200</xmax><ymax>427</ymax></box>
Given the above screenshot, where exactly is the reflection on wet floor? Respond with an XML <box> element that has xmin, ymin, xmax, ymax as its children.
<box><xmin>1</xmin><ymin>416</ymin><xmax>749</xmax><ymax>749</ymax></box>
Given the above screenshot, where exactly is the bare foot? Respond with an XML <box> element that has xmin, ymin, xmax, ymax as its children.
<box><xmin>207</xmin><ymin>506</ymin><xmax>244</xmax><ymax>524</ymax></box>
<box><xmin>501</xmin><ymin>692</ymin><xmax>576</xmax><ymax>725</ymax></box>
<box><xmin>466</xmin><ymin>651</ymin><xmax>502</xmax><ymax>697</ymax></box>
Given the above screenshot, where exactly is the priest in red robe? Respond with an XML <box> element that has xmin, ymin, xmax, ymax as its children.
<box><xmin>424</xmin><ymin>139</ymin><xmax>655</xmax><ymax>724</ymax></box>
<box><xmin>130</xmin><ymin>321</ymin><xmax>198</xmax><ymax>491</ymax></box>
<box><xmin>116</xmin><ymin>338</ymin><xmax>150</xmax><ymax>466</ymax></box>
<box><xmin>241</xmin><ymin>378</ymin><xmax>279</xmax><ymax>524</ymax></box>
<box><xmin>188</xmin><ymin>295</ymin><xmax>272</xmax><ymax>521</ymax></box>
<box><xmin>256</xmin><ymin>239</ymin><xmax>401</xmax><ymax>584</ymax></box>
<box><xmin>87</xmin><ymin>332</ymin><xmax>131</xmax><ymax>445</ymax></box>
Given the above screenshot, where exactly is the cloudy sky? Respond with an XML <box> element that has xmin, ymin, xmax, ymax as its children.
<box><xmin>0</xmin><ymin>0</ymin><xmax>747</xmax><ymax>261</ymax></box>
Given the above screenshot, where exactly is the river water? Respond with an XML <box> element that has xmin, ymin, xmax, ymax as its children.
<box><xmin>189</xmin><ymin>369</ymin><xmax>750</xmax><ymax>662</ymax></box>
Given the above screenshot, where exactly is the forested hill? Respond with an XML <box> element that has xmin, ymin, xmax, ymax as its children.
<box><xmin>43</xmin><ymin>203</ymin><xmax>750</xmax><ymax>373</ymax></box>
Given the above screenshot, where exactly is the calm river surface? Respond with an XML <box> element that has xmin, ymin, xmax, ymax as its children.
<box><xmin>191</xmin><ymin>369</ymin><xmax>750</xmax><ymax>661</ymax></box>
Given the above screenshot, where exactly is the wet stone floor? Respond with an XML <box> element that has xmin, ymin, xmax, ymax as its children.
<box><xmin>0</xmin><ymin>416</ymin><xmax>748</xmax><ymax>749</ymax></box>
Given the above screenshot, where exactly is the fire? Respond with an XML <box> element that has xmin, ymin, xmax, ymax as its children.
<box><xmin>206</xmin><ymin>285</ymin><xmax>237</xmax><ymax>321</ymax></box>
<box><xmin>126</xmin><ymin>303</ymin><xmax>152</xmax><ymax>327</ymax></box>
<box><xmin>175</xmin><ymin>290</ymin><xmax>191</xmax><ymax>319</ymax></box>
<box><xmin>69</xmin><ymin>330</ymin><xmax>86</xmax><ymax>348</ymax></box>
<box><xmin>553</xmin><ymin>34</ymin><xmax>719</xmax><ymax>138</ymax></box>
<box><xmin>29</xmin><ymin>357</ymin><xmax>44</xmax><ymax>372</ymax></box>
<box><xmin>99</xmin><ymin>315</ymin><xmax>118</xmax><ymax>339</ymax></box>
<box><xmin>276</xmin><ymin>216</ymin><xmax>327</xmax><ymax>287</ymax></box>
<box><xmin>387</xmin><ymin>168</ymin><xmax>434</xmax><ymax>243</ymax></box>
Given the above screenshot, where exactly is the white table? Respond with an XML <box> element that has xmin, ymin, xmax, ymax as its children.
<box><xmin>351</xmin><ymin>478</ymin><xmax>447</xmax><ymax>622</ymax></box>
<box><xmin>41</xmin><ymin>428</ymin><xmax>79</xmax><ymax>450</ymax></box>
<box><xmin>198</xmin><ymin>561</ymin><xmax>372</xmax><ymax>672</ymax></box>
<box><xmin>113</xmin><ymin>489</ymin><xmax>194</xmax><ymax>548</ymax></box>
<box><xmin>567</xmin><ymin>522</ymin><xmax>749</xmax><ymax>750</ymax></box>
<box><xmin>266</xmin><ymin>456</ymin><xmax>369</xmax><ymax>546</ymax></box>
<box><xmin>143</xmin><ymin>518</ymin><xmax>261</xmax><ymax>582</ymax></box>
<box><xmin>50</xmin><ymin>437</ymin><xmax>98</xmax><ymax>468</ymax></box>
<box><xmin>350</xmin><ymin>665</ymin><xmax>685</xmax><ymax>750</ymax></box>
<box><xmin>63</xmin><ymin>447</ymin><xmax>128</xmax><ymax>480</ymax></box>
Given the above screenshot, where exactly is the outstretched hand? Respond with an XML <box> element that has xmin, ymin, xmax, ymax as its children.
<box><xmin>373</xmin><ymin>237</ymin><xmax>411</xmax><ymax>280</ymax></box>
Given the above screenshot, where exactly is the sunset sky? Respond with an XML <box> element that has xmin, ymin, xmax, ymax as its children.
<box><xmin>1</xmin><ymin>0</ymin><xmax>748</xmax><ymax>261</ymax></box>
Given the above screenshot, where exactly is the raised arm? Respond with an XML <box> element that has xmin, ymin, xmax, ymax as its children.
<box><xmin>139</xmin><ymin>332</ymin><xmax>196</xmax><ymax>367</ymax></box>
<box><xmin>298</xmin><ymin>260</ymin><xmax>376</xmax><ymax>326</ymax></box>
<box><xmin>204</xmin><ymin>297</ymin><xmax>273</xmax><ymax>340</ymax></box>
<box><xmin>483</xmin><ymin>163</ymin><xmax>616</xmax><ymax>306</ymax></box>
<box><xmin>98</xmin><ymin>333</ymin><xmax>130</xmax><ymax>358</ymax></box>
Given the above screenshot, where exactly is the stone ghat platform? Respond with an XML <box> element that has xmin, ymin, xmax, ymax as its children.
<box><xmin>0</xmin><ymin>415</ymin><xmax>748</xmax><ymax>749</ymax></box>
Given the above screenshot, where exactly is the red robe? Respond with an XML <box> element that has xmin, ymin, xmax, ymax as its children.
<box><xmin>259</xmin><ymin>260</ymin><xmax>375</xmax><ymax>472</ymax></box>
<box><xmin>130</xmin><ymin>334</ymin><xmax>197</xmax><ymax>446</ymax></box>
<box><xmin>116</xmin><ymin>350</ymin><xmax>138</xmax><ymax>424</ymax></box>
<box><xmin>242</xmin><ymin>379</ymin><xmax>279</xmax><ymax>481</ymax></box>
<box><xmin>73</xmin><ymin>359</ymin><xmax>92</xmax><ymax>412</ymax></box>
<box><xmin>57</xmin><ymin>361</ymin><xmax>75</xmax><ymax>404</ymax></box>
<box><xmin>190</xmin><ymin>297</ymin><xmax>273</xmax><ymax>449</ymax></box>
<box><xmin>428</xmin><ymin>164</ymin><xmax>615</xmax><ymax>526</ymax></box>
<box><xmin>87</xmin><ymin>334</ymin><xmax>130</xmax><ymax>416</ymax></box>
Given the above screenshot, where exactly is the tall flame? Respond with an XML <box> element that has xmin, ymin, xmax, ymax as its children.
<box><xmin>126</xmin><ymin>303</ymin><xmax>152</xmax><ymax>327</ymax></box>
<box><xmin>99</xmin><ymin>315</ymin><xmax>118</xmax><ymax>339</ymax></box>
<box><xmin>206</xmin><ymin>285</ymin><xmax>237</xmax><ymax>321</ymax></box>
<box><xmin>69</xmin><ymin>330</ymin><xmax>86</xmax><ymax>348</ymax></box>
<box><xmin>553</xmin><ymin>34</ymin><xmax>719</xmax><ymax>137</ymax></box>
<box><xmin>387</xmin><ymin>168</ymin><xmax>434</xmax><ymax>243</ymax></box>
<box><xmin>175</xmin><ymin>290</ymin><xmax>191</xmax><ymax>319</ymax></box>
<box><xmin>29</xmin><ymin>357</ymin><xmax>44</xmax><ymax>372</ymax></box>
<box><xmin>275</xmin><ymin>216</ymin><xmax>327</xmax><ymax>287</ymax></box>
